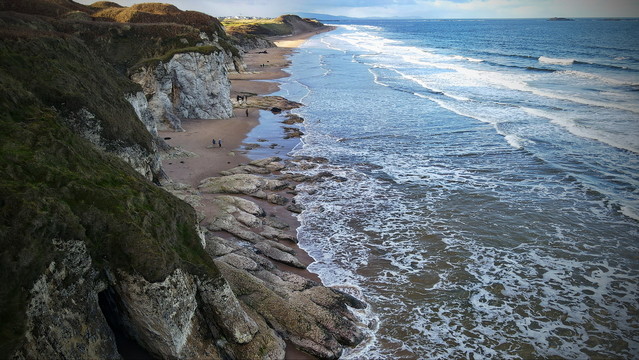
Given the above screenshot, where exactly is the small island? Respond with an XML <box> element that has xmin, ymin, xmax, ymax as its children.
<box><xmin>548</xmin><ymin>17</ymin><xmax>574</xmax><ymax>21</ymax></box>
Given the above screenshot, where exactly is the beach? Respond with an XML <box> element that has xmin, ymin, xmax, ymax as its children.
<box><xmin>158</xmin><ymin>28</ymin><xmax>338</xmax><ymax>358</ymax></box>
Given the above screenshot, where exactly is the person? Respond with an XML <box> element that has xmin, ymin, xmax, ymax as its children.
<box><xmin>245</xmin><ymin>108</ymin><xmax>249</xmax><ymax>117</ymax></box>
<box><xmin>218</xmin><ymin>139</ymin><xmax>222</xmax><ymax>148</ymax></box>
<box><xmin>211</xmin><ymin>138</ymin><xmax>216</xmax><ymax>146</ymax></box>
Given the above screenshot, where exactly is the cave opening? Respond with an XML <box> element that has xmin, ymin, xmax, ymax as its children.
<box><xmin>97</xmin><ymin>287</ymin><xmax>156</xmax><ymax>360</ymax></box>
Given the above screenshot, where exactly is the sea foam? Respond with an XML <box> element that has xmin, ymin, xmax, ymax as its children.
<box><xmin>539</xmin><ymin>56</ymin><xmax>575</xmax><ymax>65</ymax></box>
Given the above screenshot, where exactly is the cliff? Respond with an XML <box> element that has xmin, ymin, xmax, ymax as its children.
<box><xmin>1</xmin><ymin>1</ymin><xmax>359</xmax><ymax>359</ymax></box>
<box><xmin>223</xmin><ymin>14</ymin><xmax>325</xmax><ymax>38</ymax></box>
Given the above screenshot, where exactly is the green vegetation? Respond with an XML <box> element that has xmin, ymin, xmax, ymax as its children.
<box><xmin>0</xmin><ymin>3</ymin><xmax>229</xmax><ymax>355</ymax></box>
<box><xmin>0</xmin><ymin>92</ymin><xmax>219</xmax><ymax>352</ymax></box>
<box><xmin>132</xmin><ymin>45</ymin><xmax>221</xmax><ymax>70</ymax></box>
<box><xmin>222</xmin><ymin>14</ymin><xmax>324</xmax><ymax>37</ymax></box>
<box><xmin>222</xmin><ymin>18</ymin><xmax>294</xmax><ymax>36</ymax></box>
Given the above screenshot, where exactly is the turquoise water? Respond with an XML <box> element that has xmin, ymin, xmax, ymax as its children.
<box><xmin>277</xmin><ymin>19</ymin><xmax>639</xmax><ymax>359</ymax></box>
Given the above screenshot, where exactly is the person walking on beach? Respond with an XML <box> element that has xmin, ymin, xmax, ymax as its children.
<box><xmin>245</xmin><ymin>108</ymin><xmax>249</xmax><ymax>117</ymax></box>
<box><xmin>211</xmin><ymin>138</ymin><xmax>216</xmax><ymax>146</ymax></box>
<box><xmin>218</xmin><ymin>139</ymin><xmax>222</xmax><ymax>148</ymax></box>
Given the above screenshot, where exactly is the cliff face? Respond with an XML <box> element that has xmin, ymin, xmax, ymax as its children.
<box><xmin>131</xmin><ymin>50</ymin><xmax>233</xmax><ymax>131</ymax></box>
<box><xmin>1</xmin><ymin>1</ymin><xmax>357</xmax><ymax>359</ymax></box>
<box><xmin>0</xmin><ymin>1</ymin><xmax>246</xmax><ymax>357</ymax></box>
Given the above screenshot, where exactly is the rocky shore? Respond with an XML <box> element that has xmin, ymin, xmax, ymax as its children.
<box><xmin>166</xmin><ymin>156</ymin><xmax>367</xmax><ymax>359</ymax></box>
<box><xmin>157</xmin><ymin>25</ymin><xmax>369</xmax><ymax>358</ymax></box>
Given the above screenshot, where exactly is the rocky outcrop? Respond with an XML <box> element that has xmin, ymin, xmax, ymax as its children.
<box><xmin>60</xmin><ymin>100</ymin><xmax>164</xmax><ymax>184</ymax></box>
<box><xmin>204</xmin><ymin>158</ymin><xmax>367</xmax><ymax>357</ymax></box>
<box><xmin>199</xmin><ymin>173</ymin><xmax>290</xmax><ymax>199</ymax></box>
<box><xmin>131</xmin><ymin>50</ymin><xmax>233</xmax><ymax>131</ymax></box>
<box><xmin>112</xmin><ymin>268</ymin><xmax>259</xmax><ymax>359</ymax></box>
<box><xmin>125</xmin><ymin>91</ymin><xmax>159</xmax><ymax>138</ymax></box>
<box><xmin>223</xmin><ymin>14</ymin><xmax>325</xmax><ymax>37</ymax></box>
<box><xmin>226</xmin><ymin>32</ymin><xmax>276</xmax><ymax>53</ymax></box>
<box><xmin>12</xmin><ymin>240</ymin><xmax>119</xmax><ymax>360</ymax></box>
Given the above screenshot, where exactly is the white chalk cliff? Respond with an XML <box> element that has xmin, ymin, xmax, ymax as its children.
<box><xmin>131</xmin><ymin>50</ymin><xmax>233</xmax><ymax>131</ymax></box>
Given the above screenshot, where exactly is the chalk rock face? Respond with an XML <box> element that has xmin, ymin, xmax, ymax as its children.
<box><xmin>114</xmin><ymin>268</ymin><xmax>258</xmax><ymax>359</ymax></box>
<box><xmin>131</xmin><ymin>51</ymin><xmax>233</xmax><ymax>131</ymax></box>
<box><xmin>196</xmin><ymin>276</ymin><xmax>259</xmax><ymax>344</ymax></box>
<box><xmin>126</xmin><ymin>91</ymin><xmax>158</xmax><ymax>138</ymax></box>
<box><xmin>13</xmin><ymin>240</ymin><xmax>120</xmax><ymax>360</ymax></box>
<box><xmin>62</xmin><ymin>107</ymin><xmax>163</xmax><ymax>182</ymax></box>
<box><xmin>115</xmin><ymin>269</ymin><xmax>199</xmax><ymax>359</ymax></box>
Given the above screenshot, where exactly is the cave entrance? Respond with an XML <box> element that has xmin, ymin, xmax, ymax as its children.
<box><xmin>97</xmin><ymin>287</ymin><xmax>156</xmax><ymax>360</ymax></box>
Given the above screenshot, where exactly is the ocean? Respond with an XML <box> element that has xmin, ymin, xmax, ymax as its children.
<box><xmin>276</xmin><ymin>19</ymin><xmax>639</xmax><ymax>359</ymax></box>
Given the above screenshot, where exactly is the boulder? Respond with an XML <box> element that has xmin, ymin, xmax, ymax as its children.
<box><xmin>261</xmin><ymin>226</ymin><xmax>297</xmax><ymax>243</ymax></box>
<box><xmin>115</xmin><ymin>269</ymin><xmax>200</xmax><ymax>358</ymax></box>
<box><xmin>267</xmin><ymin>193</ymin><xmax>289</xmax><ymax>206</ymax></box>
<box><xmin>196</xmin><ymin>276</ymin><xmax>259</xmax><ymax>345</ymax></box>
<box><xmin>215</xmin><ymin>195</ymin><xmax>266</xmax><ymax>217</ymax></box>
<box><xmin>208</xmin><ymin>214</ymin><xmax>265</xmax><ymax>244</ymax></box>
<box><xmin>216</xmin><ymin>261</ymin><xmax>355</xmax><ymax>359</ymax></box>
<box><xmin>199</xmin><ymin>174</ymin><xmax>289</xmax><ymax>199</ymax></box>
<box><xmin>249</xmin><ymin>157</ymin><xmax>282</xmax><ymax>168</ymax></box>
<box><xmin>263</xmin><ymin>216</ymin><xmax>290</xmax><ymax>230</ymax></box>
<box><xmin>255</xmin><ymin>241</ymin><xmax>305</xmax><ymax>269</ymax></box>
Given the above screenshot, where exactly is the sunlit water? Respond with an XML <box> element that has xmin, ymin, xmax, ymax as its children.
<box><xmin>275</xmin><ymin>19</ymin><xmax>639</xmax><ymax>359</ymax></box>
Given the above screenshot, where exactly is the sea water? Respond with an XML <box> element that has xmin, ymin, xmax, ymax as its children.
<box><xmin>276</xmin><ymin>19</ymin><xmax>639</xmax><ymax>359</ymax></box>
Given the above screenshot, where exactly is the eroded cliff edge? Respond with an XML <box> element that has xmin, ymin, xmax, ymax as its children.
<box><xmin>0</xmin><ymin>1</ymin><xmax>363</xmax><ymax>359</ymax></box>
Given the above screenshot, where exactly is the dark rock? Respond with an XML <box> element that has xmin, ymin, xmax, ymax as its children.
<box><xmin>264</xmin><ymin>216</ymin><xmax>290</xmax><ymax>230</ymax></box>
<box><xmin>283</xmin><ymin>127</ymin><xmax>304</xmax><ymax>139</ymax></box>
<box><xmin>282</xmin><ymin>114</ymin><xmax>304</xmax><ymax>124</ymax></box>
<box><xmin>267</xmin><ymin>193</ymin><xmax>289</xmax><ymax>206</ymax></box>
<box><xmin>287</xmin><ymin>203</ymin><xmax>304</xmax><ymax>214</ymax></box>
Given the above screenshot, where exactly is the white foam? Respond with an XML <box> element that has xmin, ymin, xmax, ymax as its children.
<box><xmin>504</xmin><ymin>134</ymin><xmax>525</xmax><ymax>149</ymax></box>
<box><xmin>620</xmin><ymin>205</ymin><xmax>639</xmax><ymax>221</ymax></box>
<box><xmin>320</xmin><ymin>36</ymin><xmax>345</xmax><ymax>52</ymax></box>
<box><xmin>328</xmin><ymin>25</ymin><xmax>639</xmax><ymax>115</ymax></box>
<box><xmin>523</xmin><ymin>107</ymin><xmax>639</xmax><ymax>154</ymax></box>
<box><xmin>368</xmin><ymin>68</ymin><xmax>390</xmax><ymax>87</ymax></box>
<box><xmin>539</xmin><ymin>56</ymin><xmax>575</xmax><ymax>65</ymax></box>
<box><xmin>452</xmin><ymin>55</ymin><xmax>484</xmax><ymax>62</ymax></box>
<box><xmin>394</xmin><ymin>70</ymin><xmax>471</xmax><ymax>101</ymax></box>
<box><xmin>558</xmin><ymin>70</ymin><xmax>638</xmax><ymax>86</ymax></box>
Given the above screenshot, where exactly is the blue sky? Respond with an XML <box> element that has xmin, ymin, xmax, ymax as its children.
<box><xmin>76</xmin><ymin>0</ymin><xmax>639</xmax><ymax>19</ymax></box>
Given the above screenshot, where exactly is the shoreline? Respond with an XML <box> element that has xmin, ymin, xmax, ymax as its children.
<box><xmin>160</xmin><ymin>27</ymin><xmax>332</xmax><ymax>281</ymax></box>
<box><xmin>160</xmin><ymin>26</ymin><xmax>335</xmax><ymax>184</ymax></box>
<box><xmin>160</xmin><ymin>26</ymin><xmax>345</xmax><ymax>359</ymax></box>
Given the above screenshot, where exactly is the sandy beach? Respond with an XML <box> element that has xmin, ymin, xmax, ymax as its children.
<box><xmin>159</xmin><ymin>27</ymin><xmax>334</xmax><ymax>282</ymax></box>
<box><xmin>160</xmin><ymin>27</ymin><xmax>334</xmax><ymax>184</ymax></box>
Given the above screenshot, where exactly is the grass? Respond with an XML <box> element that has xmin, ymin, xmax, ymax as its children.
<box><xmin>0</xmin><ymin>10</ymin><xmax>225</xmax><ymax>356</ymax></box>
<box><xmin>222</xmin><ymin>18</ymin><xmax>293</xmax><ymax>36</ymax></box>
<box><xmin>131</xmin><ymin>45</ymin><xmax>221</xmax><ymax>70</ymax></box>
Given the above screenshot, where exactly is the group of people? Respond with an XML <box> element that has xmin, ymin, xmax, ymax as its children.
<box><xmin>236</xmin><ymin>95</ymin><xmax>248</xmax><ymax>103</ymax></box>
<box><xmin>212</xmin><ymin>138</ymin><xmax>222</xmax><ymax>148</ymax></box>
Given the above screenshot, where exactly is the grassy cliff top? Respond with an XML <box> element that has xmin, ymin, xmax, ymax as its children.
<box><xmin>222</xmin><ymin>14</ymin><xmax>325</xmax><ymax>37</ymax></box>
<box><xmin>92</xmin><ymin>2</ymin><xmax>226</xmax><ymax>35</ymax></box>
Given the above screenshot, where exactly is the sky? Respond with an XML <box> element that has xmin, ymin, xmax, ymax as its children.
<box><xmin>75</xmin><ymin>0</ymin><xmax>639</xmax><ymax>19</ymax></box>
